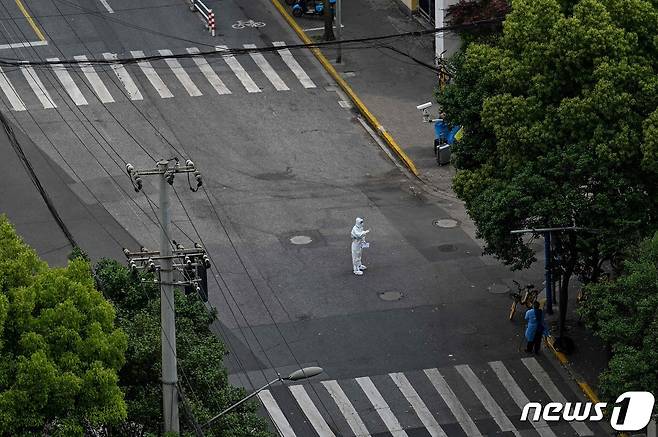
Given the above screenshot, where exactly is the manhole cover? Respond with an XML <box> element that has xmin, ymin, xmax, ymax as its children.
<box><xmin>488</xmin><ymin>283</ymin><xmax>509</xmax><ymax>294</ymax></box>
<box><xmin>378</xmin><ymin>291</ymin><xmax>403</xmax><ymax>301</ymax></box>
<box><xmin>290</xmin><ymin>235</ymin><xmax>313</xmax><ymax>245</ymax></box>
<box><xmin>438</xmin><ymin>244</ymin><xmax>457</xmax><ymax>252</ymax></box>
<box><xmin>433</xmin><ymin>218</ymin><xmax>459</xmax><ymax>228</ymax></box>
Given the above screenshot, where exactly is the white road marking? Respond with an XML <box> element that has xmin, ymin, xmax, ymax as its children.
<box><xmin>130</xmin><ymin>50</ymin><xmax>173</xmax><ymax>98</ymax></box>
<box><xmin>272</xmin><ymin>41</ymin><xmax>316</xmax><ymax>88</ymax></box>
<box><xmin>390</xmin><ymin>372</ymin><xmax>448</xmax><ymax>437</ymax></box>
<box><xmin>356</xmin><ymin>377</ymin><xmax>408</xmax><ymax>437</ymax></box>
<box><xmin>73</xmin><ymin>55</ymin><xmax>114</xmax><ymax>103</ymax></box>
<box><xmin>103</xmin><ymin>53</ymin><xmax>143</xmax><ymax>100</ymax></box>
<box><xmin>244</xmin><ymin>44</ymin><xmax>289</xmax><ymax>91</ymax></box>
<box><xmin>424</xmin><ymin>368</ymin><xmax>482</xmax><ymax>437</ymax></box>
<box><xmin>455</xmin><ymin>365</ymin><xmax>520</xmax><ymax>437</ymax></box>
<box><xmin>20</xmin><ymin>65</ymin><xmax>56</xmax><ymax>109</ymax></box>
<box><xmin>258</xmin><ymin>390</ymin><xmax>297</xmax><ymax>437</ymax></box>
<box><xmin>186</xmin><ymin>47</ymin><xmax>230</xmax><ymax>95</ymax></box>
<box><xmin>522</xmin><ymin>358</ymin><xmax>593</xmax><ymax>436</ymax></box>
<box><xmin>0</xmin><ymin>40</ymin><xmax>47</xmax><ymax>50</ymax></box>
<box><xmin>98</xmin><ymin>0</ymin><xmax>114</xmax><ymax>13</ymax></box>
<box><xmin>216</xmin><ymin>45</ymin><xmax>261</xmax><ymax>93</ymax></box>
<box><xmin>0</xmin><ymin>67</ymin><xmax>26</xmax><ymax>111</ymax></box>
<box><xmin>47</xmin><ymin>58</ymin><xmax>88</xmax><ymax>105</ymax></box>
<box><xmin>321</xmin><ymin>380</ymin><xmax>371</xmax><ymax>437</ymax></box>
<box><xmin>489</xmin><ymin>361</ymin><xmax>557</xmax><ymax>437</ymax></box>
<box><xmin>158</xmin><ymin>49</ymin><xmax>202</xmax><ymax>97</ymax></box>
<box><xmin>289</xmin><ymin>385</ymin><xmax>336</xmax><ymax>437</ymax></box>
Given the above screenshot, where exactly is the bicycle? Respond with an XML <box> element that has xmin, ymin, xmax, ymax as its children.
<box><xmin>232</xmin><ymin>20</ymin><xmax>266</xmax><ymax>29</ymax></box>
<box><xmin>509</xmin><ymin>280</ymin><xmax>540</xmax><ymax>321</ymax></box>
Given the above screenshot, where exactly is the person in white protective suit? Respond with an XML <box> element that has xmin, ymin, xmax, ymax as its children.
<box><xmin>351</xmin><ymin>217</ymin><xmax>370</xmax><ymax>275</ymax></box>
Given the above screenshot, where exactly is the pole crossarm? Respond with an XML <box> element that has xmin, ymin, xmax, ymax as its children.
<box><xmin>510</xmin><ymin>226</ymin><xmax>598</xmax><ymax>234</ymax></box>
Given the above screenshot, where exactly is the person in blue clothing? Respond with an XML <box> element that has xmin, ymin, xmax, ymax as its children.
<box><xmin>525</xmin><ymin>301</ymin><xmax>549</xmax><ymax>354</ymax></box>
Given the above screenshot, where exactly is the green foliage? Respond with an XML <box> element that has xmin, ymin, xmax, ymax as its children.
<box><xmin>0</xmin><ymin>216</ymin><xmax>127</xmax><ymax>435</ymax></box>
<box><xmin>438</xmin><ymin>0</ymin><xmax>658</xmax><ymax>276</ymax></box>
<box><xmin>94</xmin><ymin>259</ymin><xmax>272</xmax><ymax>437</ymax></box>
<box><xmin>578</xmin><ymin>233</ymin><xmax>658</xmax><ymax>410</ymax></box>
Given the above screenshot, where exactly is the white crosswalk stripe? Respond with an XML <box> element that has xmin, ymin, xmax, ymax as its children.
<box><xmin>20</xmin><ymin>65</ymin><xmax>55</xmax><ymax>109</ymax></box>
<box><xmin>289</xmin><ymin>385</ymin><xmax>336</xmax><ymax>437</ymax></box>
<box><xmin>523</xmin><ymin>357</ymin><xmax>594</xmax><ymax>436</ymax></box>
<box><xmin>356</xmin><ymin>376</ymin><xmax>408</xmax><ymax>437</ymax></box>
<box><xmin>321</xmin><ymin>380</ymin><xmax>370</xmax><ymax>437</ymax></box>
<box><xmin>186</xmin><ymin>47</ymin><xmax>231</xmax><ymax>95</ymax></box>
<box><xmin>273</xmin><ymin>41</ymin><xmax>316</xmax><ymax>88</ymax></box>
<box><xmin>131</xmin><ymin>50</ymin><xmax>173</xmax><ymax>99</ymax></box>
<box><xmin>216</xmin><ymin>45</ymin><xmax>261</xmax><ymax>93</ymax></box>
<box><xmin>244</xmin><ymin>44</ymin><xmax>289</xmax><ymax>91</ymax></box>
<box><xmin>390</xmin><ymin>372</ymin><xmax>447</xmax><ymax>437</ymax></box>
<box><xmin>0</xmin><ymin>67</ymin><xmax>26</xmax><ymax>111</ymax></box>
<box><xmin>47</xmin><ymin>58</ymin><xmax>88</xmax><ymax>106</ymax></box>
<box><xmin>103</xmin><ymin>53</ymin><xmax>143</xmax><ymax>100</ymax></box>
<box><xmin>74</xmin><ymin>55</ymin><xmax>114</xmax><ymax>103</ymax></box>
<box><xmin>425</xmin><ymin>368</ymin><xmax>482</xmax><ymax>437</ymax></box>
<box><xmin>158</xmin><ymin>49</ymin><xmax>202</xmax><ymax>97</ymax></box>
<box><xmin>258</xmin><ymin>389</ymin><xmax>297</xmax><ymax>437</ymax></box>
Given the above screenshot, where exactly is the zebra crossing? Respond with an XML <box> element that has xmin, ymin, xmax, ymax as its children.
<box><xmin>255</xmin><ymin>357</ymin><xmax>606</xmax><ymax>436</ymax></box>
<box><xmin>0</xmin><ymin>42</ymin><xmax>317</xmax><ymax>112</ymax></box>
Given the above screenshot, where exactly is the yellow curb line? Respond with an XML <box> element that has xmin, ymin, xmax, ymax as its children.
<box><xmin>15</xmin><ymin>0</ymin><xmax>46</xmax><ymax>42</ymax></box>
<box><xmin>269</xmin><ymin>0</ymin><xmax>420</xmax><ymax>177</ymax></box>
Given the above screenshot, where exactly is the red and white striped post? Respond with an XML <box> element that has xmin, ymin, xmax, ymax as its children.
<box><xmin>208</xmin><ymin>11</ymin><xmax>215</xmax><ymax>37</ymax></box>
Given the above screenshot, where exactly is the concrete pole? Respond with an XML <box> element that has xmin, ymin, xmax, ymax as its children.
<box><xmin>544</xmin><ymin>231</ymin><xmax>553</xmax><ymax>314</ymax></box>
<box><xmin>434</xmin><ymin>0</ymin><xmax>444</xmax><ymax>65</ymax></box>
<box><xmin>159</xmin><ymin>160</ymin><xmax>179</xmax><ymax>434</ymax></box>
<box><xmin>336</xmin><ymin>0</ymin><xmax>342</xmax><ymax>63</ymax></box>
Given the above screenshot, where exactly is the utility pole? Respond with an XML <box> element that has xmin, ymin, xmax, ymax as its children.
<box><xmin>124</xmin><ymin>158</ymin><xmax>206</xmax><ymax>435</ymax></box>
<box><xmin>335</xmin><ymin>0</ymin><xmax>342</xmax><ymax>63</ymax></box>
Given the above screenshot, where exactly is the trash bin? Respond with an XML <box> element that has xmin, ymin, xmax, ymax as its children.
<box><xmin>437</xmin><ymin>144</ymin><xmax>450</xmax><ymax>165</ymax></box>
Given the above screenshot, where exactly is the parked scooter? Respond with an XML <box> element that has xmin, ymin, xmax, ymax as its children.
<box><xmin>291</xmin><ymin>0</ymin><xmax>335</xmax><ymax>17</ymax></box>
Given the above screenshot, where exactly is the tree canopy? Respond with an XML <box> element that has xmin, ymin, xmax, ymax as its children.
<box><xmin>578</xmin><ymin>232</ymin><xmax>658</xmax><ymax>410</ymax></box>
<box><xmin>438</xmin><ymin>0</ymin><xmax>658</xmax><ymax>336</ymax></box>
<box><xmin>0</xmin><ymin>216</ymin><xmax>127</xmax><ymax>436</ymax></box>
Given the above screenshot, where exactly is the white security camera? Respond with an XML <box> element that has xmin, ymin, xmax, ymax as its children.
<box><xmin>416</xmin><ymin>102</ymin><xmax>432</xmax><ymax>111</ymax></box>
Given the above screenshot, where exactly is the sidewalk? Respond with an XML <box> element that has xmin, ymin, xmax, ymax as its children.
<box><xmin>275</xmin><ymin>0</ymin><xmax>610</xmax><ymax>402</ymax></box>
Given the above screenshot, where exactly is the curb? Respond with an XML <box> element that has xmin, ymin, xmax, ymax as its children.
<box><xmin>545</xmin><ymin>336</ymin><xmax>601</xmax><ymax>403</ymax></box>
<box><xmin>268</xmin><ymin>0</ymin><xmax>420</xmax><ymax>177</ymax></box>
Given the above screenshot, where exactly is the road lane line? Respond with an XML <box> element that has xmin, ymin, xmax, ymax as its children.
<box><xmin>130</xmin><ymin>51</ymin><xmax>173</xmax><ymax>98</ymax></box>
<box><xmin>289</xmin><ymin>385</ymin><xmax>336</xmax><ymax>437</ymax></box>
<box><xmin>20</xmin><ymin>65</ymin><xmax>56</xmax><ymax>109</ymax></box>
<box><xmin>158</xmin><ymin>49</ymin><xmax>202</xmax><ymax>97</ymax></box>
<box><xmin>321</xmin><ymin>380</ymin><xmax>371</xmax><ymax>437</ymax></box>
<box><xmin>455</xmin><ymin>365</ymin><xmax>520</xmax><ymax>437</ymax></box>
<box><xmin>356</xmin><ymin>376</ymin><xmax>408</xmax><ymax>437</ymax></box>
<box><xmin>98</xmin><ymin>0</ymin><xmax>114</xmax><ymax>13</ymax></box>
<box><xmin>244</xmin><ymin>44</ymin><xmax>289</xmax><ymax>91</ymax></box>
<box><xmin>73</xmin><ymin>55</ymin><xmax>114</xmax><ymax>103</ymax></box>
<box><xmin>522</xmin><ymin>358</ymin><xmax>593</xmax><ymax>436</ymax></box>
<box><xmin>14</xmin><ymin>0</ymin><xmax>45</xmax><ymax>41</ymax></box>
<box><xmin>102</xmin><ymin>53</ymin><xmax>143</xmax><ymax>100</ymax></box>
<box><xmin>186</xmin><ymin>47</ymin><xmax>230</xmax><ymax>95</ymax></box>
<box><xmin>0</xmin><ymin>67</ymin><xmax>26</xmax><ymax>111</ymax></box>
<box><xmin>258</xmin><ymin>390</ymin><xmax>297</xmax><ymax>437</ymax></box>
<box><xmin>272</xmin><ymin>41</ymin><xmax>316</xmax><ymax>88</ymax></box>
<box><xmin>389</xmin><ymin>372</ymin><xmax>448</xmax><ymax>437</ymax></box>
<box><xmin>216</xmin><ymin>45</ymin><xmax>261</xmax><ymax>93</ymax></box>
<box><xmin>489</xmin><ymin>361</ymin><xmax>557</xmax><ymax>437</ymax></box>
<box><xmin>424</xmin><ymin>368</ymin><xmax>482</xmax><ymax>437</ymax></box>
<box><xmin>0</xmin><ymin>40</ymin><xmax>47</xmax><ymax>50</ymax></box>
<box><xmin>46</xmin><ymin>58</ymin><xmax>88</xmax><ymax>106</ymax></box>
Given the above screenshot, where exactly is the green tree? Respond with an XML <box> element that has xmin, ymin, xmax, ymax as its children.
<box><xmin>93</xmin><ymin>259</ymin><xmax>272</xmax><ymax>437</ymax></box>
<box><xmin>0</xmin><ymin>216</ymin><xmax>127</xmax><ymax>436</ymax></box>
<box><xmin>578</xmin><ymin>233</ymin><xmax>658</xmax><ymax>410</ymax></box>
<box><xmin>438</xmin><ymin>0</ymin><xmax>658</xmax><ymax>338</ymax></box>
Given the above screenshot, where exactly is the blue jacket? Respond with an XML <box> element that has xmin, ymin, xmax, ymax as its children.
<box><xmin>525</xmin><ymin>308</ymin><xmax>549</xmax><ymax>341</ymax></box>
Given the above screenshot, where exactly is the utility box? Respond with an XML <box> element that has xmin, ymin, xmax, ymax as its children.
<box><xmin>437</xmin><ymin>144</ymin><xmax>451</xmax><ymax>165</ymax></box>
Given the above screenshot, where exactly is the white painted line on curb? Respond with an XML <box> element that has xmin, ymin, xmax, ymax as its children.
<box><xmin>356</xmin><ymin>376</ymin><xmax>408</xmax><ymax>437</ymax></box>
<box><xmin>103</xmin><ymin>53</ymin><xmax>143</xmax><ymax>100</ymax></box>
<box><xmin>131</xmin><ymin>51</ymin><xmax>173</xmax><ymax>98</ymax></box>
<box><xmin>216</xmin><ymin>45</ymin><xmax>261</xmax><ymax>93</ymax></box>
<box><xmin>244</xmin><ymin>44</ymin><xmax>289</xmax><ymax>91</ymax></box>
<box><xmin>273</xmin><ymin>41</ymin><xmax>316</xmax><ymax>88</ymax></box>
<box><xmin>74</xmin><ymin>55</ymin><xmax>114</xmax><ymax>103</ymax></box>
<box><xmin>20</xmin><ymin>65</ymin><xmax>56</xmax><ymax>109</ymax></box>
<box><xmin>47</xmin><ymin>58</ymin><xmax>88</xmax><ymax>106</ymax></box>
<box><xmin>186</xmin><ymin>47</ymin><xmax>231</xmax><ymax>95</ymax></box>
<box><xmin>289</xmin><ymin>385</ymin><xmax>336</xmax><ymax>437</ymax></box>
<box><xmin>159</xmin><ymin>49</ymin><xmax>202</xmax><ymax>97</ymax></box>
